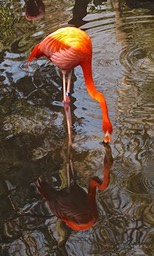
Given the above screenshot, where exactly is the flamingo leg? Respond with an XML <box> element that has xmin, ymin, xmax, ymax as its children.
<box><xmin>62</xmin><ymin>71</ymin><xmax>67</xmax><ymax>102</ymax></box>
<box><xmin>66</xmin><ymin>70</ymin><xmax>72</xmax><ymax>95</ymax></box>
<box><xmin>62</xmin><ymin>70</ymin><xmax>74</xmax><ymax>188</ymax></box>
<box><xmin>62</xmin><ymin>70</ymin><xmax>73</xmax><ymax>148</ymax></box>
<box><xmin>62</xmin><ymin>70</ymin><xmax>72</xmax><ymax>101</ymax></box>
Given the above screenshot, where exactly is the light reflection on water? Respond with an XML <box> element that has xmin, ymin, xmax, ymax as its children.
<box><xmin>0</xmin><ymin>0</ymin><xmax>154</xmax><ymax>255</ymax></box>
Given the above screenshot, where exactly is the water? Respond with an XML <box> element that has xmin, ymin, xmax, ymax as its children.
<box><xmin>0</xmin><ymin>0</ymin><xmax>154</xmax><ymax>255</ymax></box>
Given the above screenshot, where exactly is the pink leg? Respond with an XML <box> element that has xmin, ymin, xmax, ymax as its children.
<box><xmin>62</xmin><ymin>71</ymin><xmax>66</xmax><ymax>102</ymax></box>
<box><xmin>64</xmin><ymin>101</ymin><xmax>72</xmax><ymax>146</ymax></box>
<box><xmin>66</xmin><ymin>70</ymin><xmax>72</xmax><ymax>95</ymax></box>
<box><xmin>62</xmin><ymin>71</ymin><xmax>74</xmax><ymax>188</ymax></box>
<box><xmin>62</xmin><ymin>70</ymin><xmax>73</xmax><ymax>147</ymax></box>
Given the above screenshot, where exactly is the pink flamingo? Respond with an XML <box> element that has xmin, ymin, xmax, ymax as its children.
<box><xmin>27</xmin><ymin>26</ymin><xmax>113</xmax><ymax>143</ymax></box>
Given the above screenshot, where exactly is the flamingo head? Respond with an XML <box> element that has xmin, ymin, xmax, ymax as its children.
<box><xmin>104</xmin><ymin>131</ymin><xmax>112</xmax><ymax>143</ymax></box>
<box><xmin>103</xmin><ymin>121</ymin><xmax>113</xmax><ymax>143</ymax></box>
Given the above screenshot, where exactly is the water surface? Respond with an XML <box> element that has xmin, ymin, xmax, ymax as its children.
<box><xmin>0</xmin><ymin>0</ymin><xmax>154</xmax><ymax>255</ymax></box>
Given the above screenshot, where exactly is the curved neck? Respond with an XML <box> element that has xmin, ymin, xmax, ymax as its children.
<box><xmin>88</xmin><ymin>155</ymin><xmax>112</xmax><ymax>202</ymax></box>
<box><xmin>88</xmin><ymin>171</ymin><xmax>109</xmax><ymax>196</ymax></box>
<box><xmin>81</xmin><ymin>61</ymin><xmax>111</xmax><ymax>129</ymax></box>
<box><xmin>88</xmin><ymin>174</ymin><xmax>109</xmax><ymax>207</ymax></box>
<box><xmin>88</xmin><ymin>179</ymin><xmax>98</xmax><ymax>207</ymax></box>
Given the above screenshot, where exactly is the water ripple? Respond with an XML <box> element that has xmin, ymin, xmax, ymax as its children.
<box><xmin>1</xmin><ymin>1</ymin><xmax>154</xmax><ymax>255</ymax></box>
<box><xmin>120</xmin><ymin>46</ymin><xmax>154</xmax><ymax>76</ymax></box>
<box><xmin>121</xmin><ymin>171</ymin><xmax>154</xmax><ymax>196</ymax></box>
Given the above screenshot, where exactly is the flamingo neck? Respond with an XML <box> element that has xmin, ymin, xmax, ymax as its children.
<box><xmin>81</xmin><ymin>61</ymin><xmax>113</xmax><ymax>135</ymax></box>
<box><xmin>88</xmin><ymin>177</ymin><xmax>100</xmax><ymax>204</ymax></box>
<box><xmin>88</xmin><ymin>168</ymin><xmax>110</xmax><ymax>199</ymax></box>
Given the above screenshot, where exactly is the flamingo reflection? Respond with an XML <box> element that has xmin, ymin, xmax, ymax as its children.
<box><xmin>25</xmin><ymin>0</ymin><xmax>45</xmax><ymax>21</ymax></box>
<box><xmin>36</xmin><ymin>142</ymin><xmax>113</xmax><ymax>231</ymax></box>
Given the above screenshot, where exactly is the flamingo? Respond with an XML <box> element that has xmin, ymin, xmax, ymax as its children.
<box><xmin>35</xmin><ymin>142</ymin><xmax>113</xmax><ymax>231</ymax></box>
<box><xmin>27</xmin><ymin>26</ymin><xmax>113</xmax><ymax>143</ymax></box>
<box><xmin>25</xmin><ymin>0</ymin><xmax>45</xmax><ymax>21</ymax></box>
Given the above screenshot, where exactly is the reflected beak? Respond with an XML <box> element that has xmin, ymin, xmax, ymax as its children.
<box><xmin>104</xmin><ymin>131</ymin><xmax>112</xmax><ymax>143</ymax></box>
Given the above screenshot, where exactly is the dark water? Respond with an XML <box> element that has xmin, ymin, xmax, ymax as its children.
<box><xmin>0</xmin><ymin>0</ymin><xmax>154</xmax><ymax>255</ymax></box>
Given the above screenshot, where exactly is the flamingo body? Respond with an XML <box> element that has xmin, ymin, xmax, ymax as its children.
<box><xmin>28</xmin><ymin>27</ymin><xmax>92</xmax><ymax>72</ymax></box>
<box><xmin>28</xmin><ymin>26</ymin><xmax>113</xmax><ymax>142</ymax></box>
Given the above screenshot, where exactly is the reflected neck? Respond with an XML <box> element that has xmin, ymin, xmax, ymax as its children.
<box><xmin>88</xmin><ymin>177</ymin><xmax>101</xmax><ymax>203</ymax></box>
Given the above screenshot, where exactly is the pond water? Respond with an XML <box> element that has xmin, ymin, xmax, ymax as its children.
<box><xmin>0</xmin><ymin>0</ymin><xmax>154</xmax><ymax>255</ymax></box>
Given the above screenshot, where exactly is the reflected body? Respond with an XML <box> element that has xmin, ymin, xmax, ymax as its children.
<box><xmin>28</xmin><ymin>27</ymin><xmax>113</xmax><ymax>143</ymax></box>
<box><xmin>36</xmin><ymin>143</ymin><xmax>113</xmax><ymax>231</ymax></box>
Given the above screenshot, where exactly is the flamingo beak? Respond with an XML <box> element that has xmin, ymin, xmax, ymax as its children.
<box><xmin>104</xmin><ymin>131</ymin><xmax>112</xmax><ymax>143</ymax></box>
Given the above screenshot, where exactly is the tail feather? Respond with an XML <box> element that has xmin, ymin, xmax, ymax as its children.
<box><xmin>27</xmin><ymin>44</ymin><xmax>42</xmax><ymax>67</ymax></box>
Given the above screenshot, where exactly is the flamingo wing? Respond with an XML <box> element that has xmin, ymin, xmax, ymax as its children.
<box><xmin>28</xmin><ymin>27</ymin><xmax>92</xmax><ymax>71</ymax></box>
